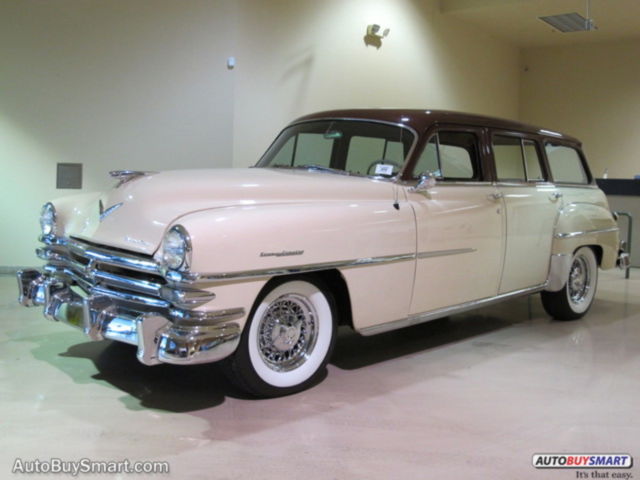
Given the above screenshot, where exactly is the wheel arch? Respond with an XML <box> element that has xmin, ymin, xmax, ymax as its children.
<box><xmin>252</xmin><ymin>269</ymin><xmax>353</xmax><ymax>329</ymax></box>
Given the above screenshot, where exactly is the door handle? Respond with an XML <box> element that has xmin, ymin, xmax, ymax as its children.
<box><xmin>489</xmin><ymin>192</ymin><xmax>503</xmax><ymax>201</ymax></box>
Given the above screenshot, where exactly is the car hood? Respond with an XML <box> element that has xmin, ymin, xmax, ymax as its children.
<box><xmin>63</xmin><ymin>168</ymin><xmax>396</xmax><ymax>255</ymax></box>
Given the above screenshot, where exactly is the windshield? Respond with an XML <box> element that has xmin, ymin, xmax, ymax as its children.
<box><xmin>256</xmin><ymin>120</ymin><xmax>415</xmax><ymax>178</ymax></box>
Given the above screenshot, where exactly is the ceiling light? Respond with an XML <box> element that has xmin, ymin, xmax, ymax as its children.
<box><xmin>539</xmin><ymin>12</ymin><xmax>597</xmax><ymax>33</ymax></box>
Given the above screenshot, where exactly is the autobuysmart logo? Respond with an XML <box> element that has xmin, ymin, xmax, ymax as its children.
<box><xmin>533</xmin><ymin>454</ymin><xmax>633</xmax><ymax>469</ymax></box>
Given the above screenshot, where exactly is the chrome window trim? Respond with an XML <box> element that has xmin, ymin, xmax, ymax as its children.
<box><xmin>554</xmin><ymin>183</ymin><xmax>598</xmax><ymax>189</ymax></box>
<box><xmin>433</xmin><ymin>181</ymin><xmax>493</xmax><ymax>187</ymax></box>
<box><xmin>170</xmin><ymin>247</ymin><xmax>477</xmax><ymax>284</ymax></box>
<box><xmin>494</xmin><ymin>181</ymin><xmax>556</xmax><ymax>188</ymax></box>
<box><xmin>360</xmin><ymin>282</ymin><xmax>547</xmax><ymax>336</ymax></box>
<box><xmin>555</xmin><ymin>226</ymin><xmax>619</xmax><ymax>239</ymax></box>
<box><xmin>400</xmin><ymin>180</ymin><xmax>494</xmax><ymax>187</ymax></box>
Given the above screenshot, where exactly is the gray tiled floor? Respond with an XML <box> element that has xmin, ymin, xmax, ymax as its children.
<box><xmin>1</xmin><ymin>270</ymin><xmax>638</xmax><ymax>479</ymax></box>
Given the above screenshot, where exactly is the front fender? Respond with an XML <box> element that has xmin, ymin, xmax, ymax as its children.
<box><xmin>177</xmin><ymin>201</ymin><xmax>416</xmax><ymax>275</ymax></box>
<box><xmin>172</xmin><ymin>201</ymin><xmax>417</xmax><ymax>331</ymax></box>
<box><xmin>47</xmin><ymin>192</ymin><xmax>102</xmax><ymax>238</ymax></box>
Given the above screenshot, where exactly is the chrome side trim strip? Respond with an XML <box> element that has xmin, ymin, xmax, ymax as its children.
<box><xmin>359</xmin><ymin>283</ymin><xmax>547</xmax><ymax>336</ymax></box>
<box><xmin>172</xmin><ymin>248</ymin><xmax>476</xmax><ymax>284</ymax></box>
<box><xmin>171</xmin><ymin>247</ymin><xmax>478</xmax><ymax>284</ymax></box>
<box><xmin>416</xmin><ymin>248</ymin><xmax>476</xmax><ymax>259</ymax></box>
<box><xmin>169</xmin><ymin>253</ymin><xmax>416</xmax><ymax>284</ymax></box>
<box><xmin>555</xmin><ymin>226</ymin><xmax>619</xmax><ymax>239</ymax></box>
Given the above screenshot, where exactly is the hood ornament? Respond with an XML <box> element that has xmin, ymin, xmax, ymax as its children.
<box><xmin>99</xmin><ymin>200</ymin><xmax>123</xmax><ymax>222</ymax></box>
<box><xmin>109</xmin><ymin>170</ymin><xmax>156</xmax><ymax>188</ymax></box>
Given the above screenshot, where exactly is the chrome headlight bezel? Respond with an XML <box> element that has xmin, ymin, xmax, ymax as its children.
<box><xmin>161</xmin><ymin>225</ymin><xmax>192</xmax><ymax>272</ymax></box>
<box><xmin>39</xmin><ymin>202</ymin><xmax>57</xmax><ymax>236</ymax></box>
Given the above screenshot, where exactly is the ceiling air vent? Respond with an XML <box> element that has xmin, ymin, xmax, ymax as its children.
<box><xmin>539</xmin><ymin>12</ymin><xmax>597</xmax><ymax>33</ymax></box>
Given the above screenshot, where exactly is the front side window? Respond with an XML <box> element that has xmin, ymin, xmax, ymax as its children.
<box><xmin>545</xmin><ymin>143</ymin><xmax>589</xmax><ymax>184</ymax></box>
<box><xmin>257</xmin><ymin>120</ymin><xmax>415</xmax><ymax>178</ymax></box>
<box><xmin>413</xmin><ymin>131</ymin><xmax>480</xmax><ymax>180</ymax></box>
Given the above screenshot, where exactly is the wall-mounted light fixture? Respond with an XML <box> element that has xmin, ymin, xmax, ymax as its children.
<box><xmin>366</xmin><ymin>24</ymin><xmax>390</xmax><ymax>38</ymax></box>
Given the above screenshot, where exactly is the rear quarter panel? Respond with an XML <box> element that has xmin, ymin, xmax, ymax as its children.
<box><xmin>553</xmin><ymin>186</ymin><xmax>618</xmax><ymax>269</ymax></box>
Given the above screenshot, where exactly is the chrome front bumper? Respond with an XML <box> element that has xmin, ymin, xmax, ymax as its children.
<box><xmin>17</xmin><ymin>269</ymin><xmax>242</xmax><ymax>366</ymax></box>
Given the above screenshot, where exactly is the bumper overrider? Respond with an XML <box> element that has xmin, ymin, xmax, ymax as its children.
<box><xmin>17</xmin><ymin>236</ymin><xmax>244</xmax><ymax>366</ymax></box>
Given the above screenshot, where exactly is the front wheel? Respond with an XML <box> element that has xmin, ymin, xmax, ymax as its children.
<box><xmin>541</xmin><ymin>246</ymin><xmax>598</xmax><ymax>320</ymax></box>
<box><xmin>224</xmin><ymin>277</ymin><xmax>337</xmax><ymax>397</ymax></box>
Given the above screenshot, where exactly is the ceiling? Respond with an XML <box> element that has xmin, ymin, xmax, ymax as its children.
<box><xmin>440</xmin><ymin>0</ymin><xmax>640</xmax><ymax>47</ymax></box>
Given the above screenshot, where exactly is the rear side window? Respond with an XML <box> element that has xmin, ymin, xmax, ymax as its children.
<box><xmin>493</xmin><ymin>135</ymin><xmax>546</xmax><ymax>182</ymax></box>
<box><xmin>493</xmin><ymin>136</ymin><xmax>526</xmax><ymax>181</ymax></box>
<box><xmin>545</xmin><ymin>144</ymin><xmax>589</xmax><ymax>184</ymax></box>
<box><xmin>413</xmin><ymin>131</ymin><xmax>480</xmax><ymax>181</ymax></box>
<box><xmin>523</xmin><ymin>140</ymin><xmax>544</xmax><ymax>181</ymax></box>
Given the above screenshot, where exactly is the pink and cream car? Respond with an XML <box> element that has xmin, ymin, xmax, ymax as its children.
<box><xmin>17</xmin><ymin>110</ymin><xmax>628</xmax><ymax>396</ymax></box>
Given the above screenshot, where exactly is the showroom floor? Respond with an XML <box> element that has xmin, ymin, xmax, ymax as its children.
<box><xmin>1</xmin><ymin>270</ymin><xmax>638</xmax><ymax>479</ymax></box>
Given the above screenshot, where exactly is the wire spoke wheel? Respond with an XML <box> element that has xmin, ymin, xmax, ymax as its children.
<box><xmin>568</xmin><ymin>254</ymin><xmax>591</xmax><ymax>306</ymax></box>
<box><xmin>257</xmin><ymin>294</ymin><xmax>318</xmax><ymax>372</ymax></box>
<box><xmin>226</xmin><ymin>277</ymin><xmax>337</xmax><ymax>397</ymax></box>
<box><xmin>541</xmin><ymin>246</ymin><xmax>598</xmax><ymax>320</ymax></box>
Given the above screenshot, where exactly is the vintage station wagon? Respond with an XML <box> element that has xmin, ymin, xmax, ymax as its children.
<box><xmin>17</xmin><ymin>109</ymin><xmax>628</xmax><ymax>396</ymax></box>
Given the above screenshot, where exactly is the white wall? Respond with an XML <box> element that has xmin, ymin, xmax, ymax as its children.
<box><xmin>232</xmin><ymin>0</ymin><xmax>521</xmax><ymax>166</ymax></box>
<box><xmin>0</xmin><ymin>0</ymin><xmax>235</xmax><ymax>266</ymax></box>
<box><xmin>520</xmin><ymin>39</ymin><xmax>640</xmax><ymax>179</ymax></box>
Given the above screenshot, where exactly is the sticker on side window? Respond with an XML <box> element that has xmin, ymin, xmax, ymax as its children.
<box><xmin>375</xmin><ymin>164</ymin><xmax>394</xmax><ymax>176</ymax></box>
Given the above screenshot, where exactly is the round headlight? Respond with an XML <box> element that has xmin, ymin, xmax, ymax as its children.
<box><xmin>161</xmin><ymin>225</ymin><xmax>191</xmax><ymax>271</ymax></box>
<box><xmin>40</xmin><ymin>202</ymin><xmax>57</xmax><ymax>236</ymax></box>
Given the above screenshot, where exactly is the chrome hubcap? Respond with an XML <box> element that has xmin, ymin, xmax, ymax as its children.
<box><xmin>568</xmin><ymin>255</ymin><xmax>591</xmax><ymax>305</ymax></box>
<box><xmin>258</xmin><ymin>293</ymin><xmax>317</xmax><ymax>372</ymax></box>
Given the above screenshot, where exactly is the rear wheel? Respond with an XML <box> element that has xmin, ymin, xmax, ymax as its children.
<box><xmin>225</xmin><ymin>276</ymin><xmax>337</xmax><ymax>397</ymax></box>
<box><xmin>541</xmin><ymin>246</ymin><xmax>598</xmax><ymax>320</ymax></box>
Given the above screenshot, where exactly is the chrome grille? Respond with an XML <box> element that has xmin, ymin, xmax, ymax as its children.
<box><xmin>38</xmin><ymin>237</ymin><xmax>170</xmax><ymax>309</ymax></box>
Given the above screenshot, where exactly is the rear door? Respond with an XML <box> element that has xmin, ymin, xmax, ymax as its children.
<box><xmin>492</xmin><ymin>133</ymin><xmax>561</xmax><ymax>293</ymax></box>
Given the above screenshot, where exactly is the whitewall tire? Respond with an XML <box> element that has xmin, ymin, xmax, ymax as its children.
<box><xmin>541</xmin><ymin>246</ymin><xmax>598</xmax><ymax>320</ymax></box>
<box><xmin>225</xmin><ymin>276</ymin><xmax>337</xmax><ymax>397</ymax></box>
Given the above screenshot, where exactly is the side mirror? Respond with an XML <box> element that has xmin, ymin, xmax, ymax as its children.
<box><xmin>410</xmin><ymin>173</ymin><xmax>437</xmax><ymax>193</ymax></box>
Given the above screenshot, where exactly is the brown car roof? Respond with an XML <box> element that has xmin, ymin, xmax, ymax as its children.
<box><xmin>294</xmin><ymin>109</ymin><xmax>580</xmax><ymax>145</ymax></box>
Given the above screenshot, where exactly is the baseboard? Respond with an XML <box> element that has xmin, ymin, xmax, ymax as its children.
<box><xmin>0</xmin><ymin>266</ymin><xmax>36</xmax><ymax>276</ymax></box>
